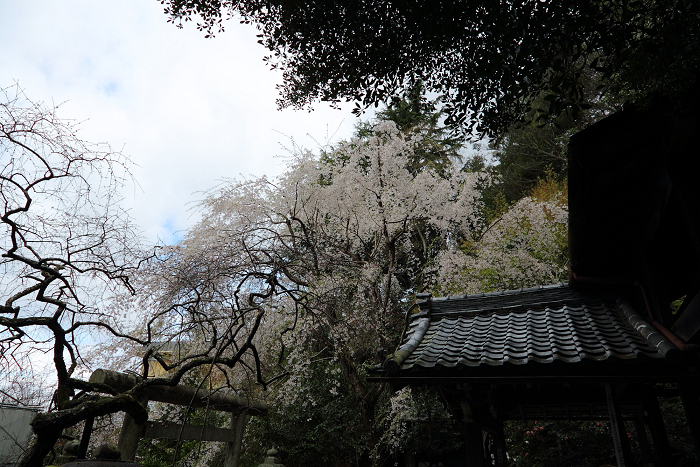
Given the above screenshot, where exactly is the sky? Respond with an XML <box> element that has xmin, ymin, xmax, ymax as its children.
<box><xmin>0</xmin><ymin>0</ymin><xmax>370</xmax><ymax>245</ymax></box>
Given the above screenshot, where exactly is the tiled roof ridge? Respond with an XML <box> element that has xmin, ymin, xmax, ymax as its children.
<box><xmin>413</xmin><ymin>283</ymin><xmax>616</xmax><ymax>318</ymax></box>
<box><xmin>383</xmin><ymin>316</ymin><xmax>431</xmax><ymax>375</ymax></box>
<box><xmin>422</xmin><ymin>283</ymin><xmax>570</xmax><ymax>304</ymax></box>
<box><xmin>429</xmin><ymin>298</ymin><xmax>611</xmax><ymax>318</ymax></box>
<box><xmin>617</xmin><ymin>297</ymin><xmax>678</xmax><ymax>357</ymax></box>
<box><xmin>444</xmin><ymin>282</ymin><xmax>569</xmax><ymax>300</ymax></box>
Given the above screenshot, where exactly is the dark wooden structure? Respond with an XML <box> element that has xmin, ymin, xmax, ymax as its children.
<box><xmin>568</xmin><ymin>100</ymin><xmax>700</xmax><ymax>344</ymax></box>
<box><xmin>370</xmin><ymin>102</ymin><xmax>700</xmax><ymax>466</ymax></box>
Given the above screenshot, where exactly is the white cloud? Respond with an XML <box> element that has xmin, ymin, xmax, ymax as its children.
<box><xmin>0</xmin><ymin>0</ymin><xmax>371</xmax><ymax>244</ymax></box>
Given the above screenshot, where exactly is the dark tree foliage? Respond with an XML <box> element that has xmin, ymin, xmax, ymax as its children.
<box><xmin>505</xmin><ymin>420</ymin><xmax>617</xmax><ymax>466</ymax></box>
<box><xmin>162</xmin><ymin>0</ymin><xmax>700</xmax><ymax>137</ymax></box>
<box><xmin>488</xmin><ymin>64</ymin><xmax>631</xmax><ymax>204</ymax></box>
<box><xmin>239</xmin><ymin>360</ymin><xmax>369</xmax><ymax>467</ymax></box>
<box><xmin>490</xmin><ymin>120</ymin><xmax>571</xmax><ymax>205</ymax></box>
<box><xmin>372</xmin><ymin>82</ymin><xmax>463</xmax><ymax>177</ymax></box>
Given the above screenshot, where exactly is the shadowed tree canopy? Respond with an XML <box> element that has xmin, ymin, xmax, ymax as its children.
<box><xmin>354</xmin><ymin>82</ymin><xmax>463</xmax><ymax>177</ymax></box>
<box><xmin>163</xmin><ymin>0</ymin><xmax>700</xmax><ymax>136</ymax></box>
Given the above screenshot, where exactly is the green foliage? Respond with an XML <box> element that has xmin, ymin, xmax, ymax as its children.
<box><xmin>490</xmin><ymin>123</ymin><xmax>571</xmax><ymax>204</ymax></box>
<box><xmin>240</xmin><ymin>374</ymin><xmax>465</xmax><ymax>467</ymax></box>
<box><xmin>137</xmin><ymin>404</ymin><xmax>225</xmax><ymax>467</ymax></box>
<box><xmin>164</xmin><ymin>0</ymin><xmax>700</xmax><ymax>137</ymax></box>
<box><xmin>670</xmin><ymin>296</ymin><xmax>686</xmax><ymax>315</ymax></box>
<box><xmin>505</xmin><ymin>420</ymin><xmax>617</xmax><ymax>467</ymax></box>
<box><xmin>504</xmin><ymin>387</ymin><xmax>700</xmax><ymax>467</ymax></box>
<box><xmin>473</xmin><ymin>112</ymin><xmax>576</xmax><ymax>229</ymax></box>
<box><xmin>240</xmin><ymin>360</ymin><xmax>370</xmax><ymax>467</ymax></box>
<box><xmin>372</xmin><ymin>387</ymin><xmax>463</xmax><ymax>465</ymax></box>
<box><xmin>659</xmin><ymin>393</ymin><xmax>699</xmax><ymax>463</ymax></box>
<box><xmin>139</xmin><ymin>437</ymin><xmax>201</xmax><ymax>467</ymax></box>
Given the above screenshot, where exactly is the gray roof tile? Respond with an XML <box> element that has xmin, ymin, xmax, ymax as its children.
<box><xmin>391</xmin><ymin>285</ymin><xmax>676</xmax><ymax>374</ymax></box>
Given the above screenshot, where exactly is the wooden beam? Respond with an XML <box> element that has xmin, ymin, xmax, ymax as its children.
<box><xmin>77</xmin><ymin>416</ymin><xmax>94</xmax><ymax>459</ymax></box>
<box><xmin>140</xmin><ymin>384</ymin><xmax>267</xmax><ymax>416</ymax></box>
<box><xmin>89</xmin><ymin>369</ymin><xmax>268</xmax><ymax>415</ymax></box>
<box><xmin>633</xmin><ymin>415</ymin><xmax>654</xmax><ymax>465</ymax></box>
<box><xmin>144</xmin><ymin>421</ymin><xmax>236</xmax><ymax>442</ymax></box>
<box><xmin>464</xmin><ymin>422</ymin><xmax>485</xmax><ymax>467</ymax></box>
<box><xmin>644</xmin><ymin>389</ymin><xmax>673</xmax><ymax>467</ymax></box>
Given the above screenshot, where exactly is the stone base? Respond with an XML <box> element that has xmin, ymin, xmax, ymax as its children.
<box><xmin>257</xmin><ymin>448</ymin><xmax>284</xmax><ymax>467</ymax></box>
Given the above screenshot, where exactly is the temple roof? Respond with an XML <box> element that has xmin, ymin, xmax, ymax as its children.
<box><xmin>380</xmin><ymin>284</ymin><xmax>680</xmax><ymax>380</ymax></box>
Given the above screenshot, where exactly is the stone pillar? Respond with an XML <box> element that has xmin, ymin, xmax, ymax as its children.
<box><xmin>118</xmin><ymin>396</ymin><xmax>149</xmax><ymax>461</ymax></box>
<box><xmin>224</xmin><ymin>413</ymin><xmax>247</xmax><ymax>467</ymax></box>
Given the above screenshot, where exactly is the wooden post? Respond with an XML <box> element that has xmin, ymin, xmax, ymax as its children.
<box><xmin>224</xmin><ymin>413</ymin><xmax>246</xmax><ymax>467</ymax></box>
<box><xmin>644</xmin><ymin>389</ymin><xmax>672</xmax><ymax>467</ymax></box>
<box><xmin>118</xmin><ymin>396</ymin><xmax>149</xmax><ymax>461</ymax></box>
<box><xmin>605</xmin><ymin>383</ymin><xmax>634</xmax><ymax>467</ymax></box>
<box><xmin>464</xmin><ymin>422</ymin><xmax>485</xmax><ymax>467</ymax></box>
<box><xmin>633</xmin><ymin>415</ymin><xmax>654</xmax><ymax>465</ymax></box>
<box><xmin>679</xmin><ymin>382</ymin><xmax>700</xmax><ymax>455</ymax></box>
<box><xmin>490</xmin><ymin>423</ymin><xmax>509</xmax><ymax>467</ymax></box>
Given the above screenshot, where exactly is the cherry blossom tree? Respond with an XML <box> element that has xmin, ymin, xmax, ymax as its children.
<box><xmin>1</xmin><ymin>85</ymin><xmax>279</xmax><ymax>467</ymax></box>
<box><xmin>139</xmin><ymin>121</ymin><xmax>484</xmax><ymax>466</ymax></box>
<box><xmin>0</xmin><ymin>84</ymin><xmax>149</xmax><ymax>465</ymax></box>
<box><xmin>140</xmin><ymin>116</ymin><xmax>568</xmax><ymax>466</ymax></box>
<box><xmin>437</xmin><ymin>175</ymin><xmax>569</xmax><ymax>295</ymax></box>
